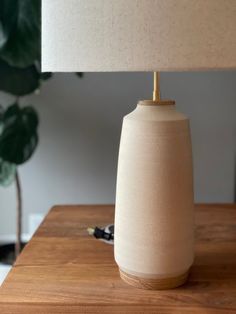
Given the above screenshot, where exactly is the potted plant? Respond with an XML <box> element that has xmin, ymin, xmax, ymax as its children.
<box><xmin>0</xmin><ymin>0</ymin><xmax>45</xmax><ymax>264</ymax></box>
<box><xmin>0</xmin><ymin>0</ymin><xmax>82</xmax><ymax>266</ymax></box>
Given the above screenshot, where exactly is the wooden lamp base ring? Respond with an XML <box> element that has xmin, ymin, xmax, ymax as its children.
<box><xmin>119</xmin><ymin>268</ymin><xmax>190</xmax><ymax>290</ymax></box>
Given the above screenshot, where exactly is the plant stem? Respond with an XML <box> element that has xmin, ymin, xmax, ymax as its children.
<box><xmin>15</xmin><ymin>169</ymin><xmax>22</xmax><ymax>259</ymax></box>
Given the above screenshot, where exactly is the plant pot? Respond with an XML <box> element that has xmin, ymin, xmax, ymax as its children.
<box><xmin>0</xmin><ymin>243</ymin><xmax>26</xmax><ymax>265</ymax></box>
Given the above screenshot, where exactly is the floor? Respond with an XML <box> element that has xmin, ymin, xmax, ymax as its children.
<box><xmin>0</xmin><ymin>264</ymin><xmax>11</xmax><ymax>286</ymax></box>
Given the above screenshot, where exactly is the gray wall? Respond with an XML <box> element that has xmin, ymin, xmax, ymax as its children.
<box><xmin>0</xmin><ymin>72</ymin><xmax>236</xmax><ymax>236</ymax></box>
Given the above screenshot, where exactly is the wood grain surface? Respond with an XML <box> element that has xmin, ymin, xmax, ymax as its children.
<box><xmin>0</xmin><ymin>204</ymin><xmax>235</xmax><ymax>313</ymax></box>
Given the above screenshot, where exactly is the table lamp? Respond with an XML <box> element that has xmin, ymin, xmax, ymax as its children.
<box><xmin>42</xmin><ymin>0</ymin><xmax>236</xmax><ymax>289</ymax></box>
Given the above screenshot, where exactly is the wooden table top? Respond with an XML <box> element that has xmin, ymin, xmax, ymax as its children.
<box><xmin>0</xmin><ymin>204</ymin><xmax>236</xmax><ymax>313</ymax></box>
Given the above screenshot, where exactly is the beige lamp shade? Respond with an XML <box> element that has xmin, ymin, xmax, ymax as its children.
<box><xmin>42</xmin><ymin>0</ymin><xmax>236</xmax><ymax>72</ymax></box>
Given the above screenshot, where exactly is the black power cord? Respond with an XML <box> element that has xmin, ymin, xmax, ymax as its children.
<box><xmin>87</xmin><ymin>225</ymin><xmax>114</xmax><ymax>242</ymax></box>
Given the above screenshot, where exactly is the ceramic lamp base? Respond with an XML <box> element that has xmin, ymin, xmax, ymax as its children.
<box><xmin>115</xmin><ymin>100</ymin><xmax>194</xmax><ymax>290</ymax></box>
<box><xmin>119</xmin><ymin>268</ymin><xmax>190</xmax><ymax>290</ymax></box>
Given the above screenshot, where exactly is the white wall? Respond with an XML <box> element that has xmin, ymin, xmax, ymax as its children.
<box><xmin>0</xmin><ymin>72</ymin><xmax>236</xmax><ymax>236</ymax></box>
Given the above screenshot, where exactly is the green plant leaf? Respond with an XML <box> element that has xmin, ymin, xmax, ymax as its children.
<box><xmin>21</xmin><ymin>106</ymin><xmax>39</xmax><ymax>131</ymax></box>
<box><xmin>0</xmin><ymin>103</ymin><xmax>39</xmax><ymax>165</ymax></box>
<box><xmin>40</xmin><ymin>72</ymin><xmax>53</xmax><ymax>81</ymax></box>
<box><xmin>0</xmin><ymin>0</ymin><xmax>41</xmax><ymax>68</ymax></box>
<box><xmin>0</xmin><ymin>1</ymin><xmax>17</xmax><ymax>48</ymax></box>
<box><xmin>76</xmin><ymin>73</ymin><xmax>84</xmax><ymax>78</ymax></box>
<box><xmin>0</xmin><ymin>105</ymin><xmax>4</xmax><ymax>121</ymax></box>
<box><xmin>0</xmin><ymin>58</ymin><xmax>40</xmax><ymax>96</ymax></box>
<box><xmin>0</xmin><ymin>158</ymin><xmax>16</xmax><ymax>187</ymax></box>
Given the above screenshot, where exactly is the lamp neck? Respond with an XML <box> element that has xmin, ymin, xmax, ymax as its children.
<box><xmin>153</xmin><ymin>72</ymin><xmax>161</xmax><ymax>102</ymax></box>
<box><xmin>141</xmin><ymin>72</ymin><xmax>175</xmax><ymax>106</ymax></box>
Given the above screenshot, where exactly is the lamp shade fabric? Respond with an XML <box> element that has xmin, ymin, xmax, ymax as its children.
<box><xmin>42</xmin><ymin>0</ymin><xmax>236</xmax><ymax>72</ymax></box>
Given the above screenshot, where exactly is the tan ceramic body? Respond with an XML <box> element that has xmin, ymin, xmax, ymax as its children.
<box><xmin>115</xmin><ymin>102</ymin><xmax>194</xmax><ymax>285</ymax></box>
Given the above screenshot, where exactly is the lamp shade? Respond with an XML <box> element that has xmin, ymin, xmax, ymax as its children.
<box><xmin>42</xmin><ymin>0</ymin><xmax>236</xmax><ymax>72</ymax></box>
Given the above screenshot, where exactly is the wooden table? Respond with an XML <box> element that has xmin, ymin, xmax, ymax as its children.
<box><xmin>0</xmin><ymin>204</ymin><xmax>236</xmax><ymax>313</ymax></box>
